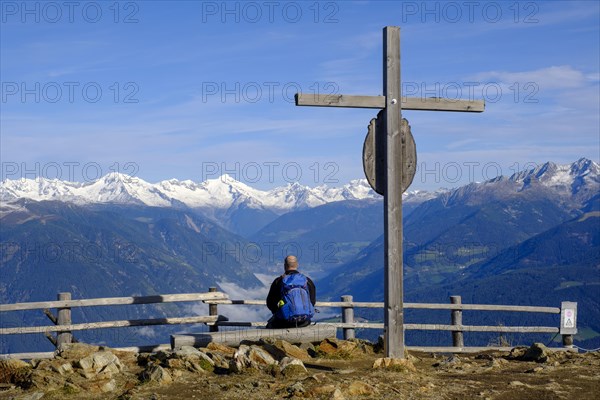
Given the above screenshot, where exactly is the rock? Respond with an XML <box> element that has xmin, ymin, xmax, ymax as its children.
<box><xmin>206</xmin><ymin>342</ymin><xmax>236</xmax><ymax>357</ymax></box>
<box><xmin>310</xmin><ymin>384</ymin><xmax>337</xmax><ymax>396</ymax></box>
<box><xmin>75</xmin><ymin>350</ymin><xmax>123</xmax><ymax>380</ymax></box>
<box><xmin>279</xmin><ymin>357</ymin><xmax>308</xmax><ymax>377</ymax></box>
<box><xmin>432</xmin><ymin>355</ymin><xmax>461</xmax><ymax>368</ymax></box>
<box><xmin>230</xmin><ymin>345</ymin><xmax>252</xmax><ymax>372</ymax></box>
<box><xmin>57</xmin><ymin>343</ymin><xmax>101</xmax><ymax>360</ymax></box>
<box><xmin>507</xmin><ymin>347</ymin><xmax>528</xmax><ymax>359</ymax></box>
<box><xmin>347</xmin><ymin>338</ymin><xmax>375</xmax><ymax>355</ymax></box>
<box><xmin>509</xmin><ymin>380</ymin><xmax>525</xmax><ymax>387</ymax></box>
<box><xmin>100</xmin><ymin>378</ymin><xmax>117</xmax><ymax>393</ymax></box>
<box><xmin>317</xmin><ymin>338</ymin><xmax>359</xmax><ymax>358</ymax></box>
<box><xmin>77</xmin><ymin>356</ymin><xmax>94</xmax><ymax>372</ymax></box>
<box><xmin>299</xmin><ymin>342</ymin><xmax>315</xmax><ymax>352</ymax></box>
<box><xmin>522</xmin><ymin>343</ymin><xmax>549</xmax><ymax>363</ymax></box>
<box><xmin>372</xmin><ymin>357</ymin><xmax>416</xmax><ymax>372</ymax></box>
<box><xmin>331</xmin><ymin>388</ymin><xmax>345</xmax><ymax>400</ymax></box>
<box><xmin>260</xmin><ymin>338</ymin><xmax>310</xmax><ymax>361</ymax></box>
<box><xmin>50</xmin><ymin>362</ymin><xmax>73</xmax><ymax>375</ymax></box>
<box><xmin>173</xmin><ymin>346</ymin><xmax>215</xmax><ymax>372</ymax></box>
<box><xmin>165</xmin><ymin>358</ymin><xmax>186</xmax><ymax>370</ymax></box>
<box><xmin>186</xmin><ymin>358</ymin><xmax>212</xmax><ymax>373</ymax></box>
<box><xmin>142</xmin><ymin>365</ymin><xmax>172</xmax><ymax>385</ymax></box>
<box><xmin>248</xmin><ymin>346</ymin><xmax>277</xmax><ymax>366</ymax></box>
<box><xmin>286</xmin><ymin>381</ymin><xmax>305</xmax><ymax>396</ymax></box>
<box><xmin>346</xmin><ymin>380</ymin><xmax>376</xmax><ymax>396</ymax></box>
<box><xmin>206</xmin><ymin>352</ymin><xmax>229</xmax><ymax>369</ymax></box>
<box><xmin>174</xmin><ymin>346</ymin><xmax>204</xmax><ymax>358</ymax></box>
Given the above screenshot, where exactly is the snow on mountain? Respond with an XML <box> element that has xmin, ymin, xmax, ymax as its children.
<box><xmin>510</xmin><ymin>158</ymin><xmax>599</xmax><ymax>191</ymax></box>
<box><xmin>2</xmin><ymin>158</ymin><xmax>597</xmax><ymax>212</ymax></box>
<box><xmin>0</xmin><ymin>172</ymin><xmax>379</xmax><ymax>212</ymax></box>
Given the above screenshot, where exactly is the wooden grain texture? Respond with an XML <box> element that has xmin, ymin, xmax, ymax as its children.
<box><xmin>171</xmin><ymin>324</ymin><xmax>337</xmax><ymax>349</ymax></box>
<box><xmin>296</xmin><ymin>94</ymin><xmax>484</xmax><ymax>112</ymax></box>
<box><xmin>451</xmin><ymin>296</ymin><xmax>464</xmax><ymax>347</ymax></box>
<box><xmin>341</xmin><ymin>295</ymin><xmax>355</xmax><ymax>340</ymax></box>
<box><xmin>402</xmin><ymin>97</ymin><xmax>485</xmax><ymax>112</ymax></box>
<box><xmin>383</xmin><ymin>25</ymin><xmax>404</xmax><ymax>359</ymax></box>
<box><xmin>295</xmin><ymin>93</ymin><xmax>385</xmax><ymax>108</ymax></box>
<box><xmin>1</xmin><ymin>292</ymin><xmax>228</xmax><ymax>312</ymax></box>
<box><xmin>0</xmin><ymin>315</ymin><xmax>223</xmax><ymax>335</ymax></box>
<box><xmin>56</xmin><ymin>292</ymin><xmax>72</xmax><ymax>348</ymax></box>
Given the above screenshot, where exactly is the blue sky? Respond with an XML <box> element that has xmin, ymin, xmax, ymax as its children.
<box><xmin>1</xmin><ymin>1</ymin><xmax>599</xmax><ymax>190</ymax></box>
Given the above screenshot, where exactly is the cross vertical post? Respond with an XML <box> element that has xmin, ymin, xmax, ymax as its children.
<box><xmin>382</xmin><ymin>26</ymin><xmax>404</xmax><ymax>358</ymax></box>
<box><xmin>293</xmin><ymin>25</ymin><xmax>484</xmax><ymax>360</ymax></box>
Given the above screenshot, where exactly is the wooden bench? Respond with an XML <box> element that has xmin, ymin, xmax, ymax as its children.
<box><xmin>171</xmin><ymin>323</ymin><xmax>337</xmax><ymax>349</ymax></box>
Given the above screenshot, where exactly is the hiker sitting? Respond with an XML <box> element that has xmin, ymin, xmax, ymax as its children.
<box><xmin>266</xmin><ymin>255</ymin><xmax>316</xmax><ymax>329</ymax></box>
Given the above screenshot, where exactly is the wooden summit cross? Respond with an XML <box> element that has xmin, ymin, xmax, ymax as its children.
<box><xmin>295</xmin><ymin>26</ymin><xmax>484</xmax><ymax>359</ymax></box>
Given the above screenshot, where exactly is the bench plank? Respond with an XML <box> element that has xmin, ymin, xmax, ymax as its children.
<box><xmin>171</xmin><ymin>323</ymin><xmax>337</xmax><ymax>349</ymax></box>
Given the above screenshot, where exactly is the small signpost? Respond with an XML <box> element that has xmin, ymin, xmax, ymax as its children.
<box><xmin>560</xmin><ymin>301</ymin><xmax>577</xmax><ymax>348</ymax></box>
<box><xmin>295</xmin><ymin>26</ymin><xmax>484</xmax><ymax>358</ymax></box>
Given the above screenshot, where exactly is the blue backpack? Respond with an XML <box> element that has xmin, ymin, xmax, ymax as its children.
<box><xmin>275</xmin><ymin>273</ymin><xmax>315</xmax><ymax>323</ymax></box>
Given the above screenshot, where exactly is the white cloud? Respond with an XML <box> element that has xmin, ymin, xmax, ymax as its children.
<box><xmin>186</xmin><ymin>277</ymin><xmax>271</xmax><ymax>324</ymax></box>
<box><xmin>471</xmin><ymin>65</ymin><xmax>592</xmax><ymax>90</ymax></box>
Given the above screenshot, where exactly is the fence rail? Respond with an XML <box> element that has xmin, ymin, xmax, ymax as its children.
<box><xmin>205</xmin><ymin>290</ymin><xmax>576</xmax><ymax>351</ymax></box>
<box><xmin>0</xmin><ymin>289</ymin><xmax>577</xmax><ymax>360</ymax></box>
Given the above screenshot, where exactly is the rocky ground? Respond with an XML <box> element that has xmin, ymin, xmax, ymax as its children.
<box><xmin>0</xmin><ymin>339</ymin><xmax>598</xmax><ymax>400</ymax></box>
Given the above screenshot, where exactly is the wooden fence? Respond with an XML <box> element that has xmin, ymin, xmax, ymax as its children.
<box><xmin>0</xmin><ymin>289</ymin><xmax>577</xmax><ymax>359</ymax></box>
<box><xmin>204</xmin><ymin>290</ymin><xmax>576</xmax><ymax>353</ymax></box>
<box><xmin>0</xmin><ymin>291</ymin><xmax>228</xmax><ymax>360</ymax></box>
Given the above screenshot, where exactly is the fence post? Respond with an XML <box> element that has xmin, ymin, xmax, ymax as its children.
<box><xmin>560</xmin><ymin>301</ymin><xmax>577</xmax><ymax>349</ymax></box>
<box><xmin>341</xmin><ymin>295</ymin><xmax>355</xmax><ymax>340</ymax></box>
<box><xmin>56</xmin><ymin>292</ymin><xmax>72</xmax><ymax>349</ymax></box>
<box><xmin>450</xmin><ymin>295</ymin><xmax>464</xmax><ymax>348</ymax></box>
<box><xmin>209</xmin><ymin>287</ymin><xmax>219</xmax><ymax>332</ymax></box>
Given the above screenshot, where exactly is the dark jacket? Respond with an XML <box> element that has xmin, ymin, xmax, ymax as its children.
<box><xmin>266</xmin><ymin>270</ymin><xmax>316</xmax><ymax>315</ymax></box>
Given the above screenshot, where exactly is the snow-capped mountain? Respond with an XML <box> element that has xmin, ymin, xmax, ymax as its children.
<box><xmin>2</xmin><ymin>158</ymin><xmax>597</xmax><ymax>214</ymax></box>
<box><xmin>0</xmin><ymin>172</ymin><xmax>379</xmax><ymax>213</ymax></box>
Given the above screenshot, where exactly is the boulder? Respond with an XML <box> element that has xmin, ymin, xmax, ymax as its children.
<box><xmin>57</xmin><ymin>343</ymin><xmax>101</xmax><ymax>360</ymax></box>
<box><xmin>279</xmin><ymin>357</ymin><xmax>307</xmax><ymax>377</ymax></box>
<box><xmin>248</xmin><ymin>346</ymin><xmax>277</xmax><ymax>366</ymax></box>
<box><xmin>206</xmin><ymin>342</ymin><xmax>236</xmax><ymax>357</ymax></box>
<box><xmin>317</xmin><ymin>338</ymin><xmax>358</xmax><ymax>357</ymax></box>
<box><xmin>141</xmin><ymin>365</ymin><xmax>172</xmax><ymax>385</ymax></box>
<box><xmin>229</xmin><ymin>345</ymin><xmax>252</xmax><ymax>373</ymax></box>
<box><xmin>50</xmin><ymin>362</ymin><xmax>73</xmax><ymax>376</ymax></box>
<box><xmin>260</xmin><ymin>338</ymin><xmax>310</xmax><ymax>361</ymax></box>
<box><xmin>331</xmin><ymin>388</ymin><xmax>346</xmax><ymax>400</ymax></box>
<box><xmin>76</xmin><ymin>350</ymin><xmax>123</xmax><ymax>378</ymax></box>
<box><xmin>174</xmin><ymin>346</ymin><xmax>204</xmax><ymax>358</ymax></box>
<box><xmin>173</xmin><ymin>346</ymin><xmax>215</xmax><ymax>372</ymax></box>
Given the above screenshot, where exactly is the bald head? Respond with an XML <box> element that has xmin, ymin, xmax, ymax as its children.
<box><xmin>284</xmin><ymin>255</ymin><xmax>298</xmax><ymax>272</ymax></box>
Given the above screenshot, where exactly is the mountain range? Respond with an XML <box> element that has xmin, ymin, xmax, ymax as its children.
<box><xmin>319</xmin><ymin>158</ymin><xmax>599</xmax><ymax>348</ymax></box>
<box><xmin>1</xmin><ymin>158</ymin><xmax>598</xmax><ymax>352</ymax></box>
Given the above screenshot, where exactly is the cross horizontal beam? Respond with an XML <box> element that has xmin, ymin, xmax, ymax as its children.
<box><xmin>295</xmin><ymin>93</ymin><xmax>485</xmax><ymax>112</ymax></box>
